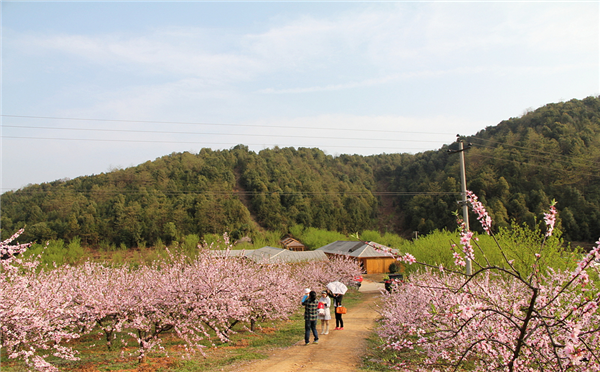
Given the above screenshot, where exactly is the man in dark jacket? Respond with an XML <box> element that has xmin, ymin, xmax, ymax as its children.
<box><xmin>302</xmin><ymin>290</ymin><xmax>319</xmax><ymax>345</ymax></box>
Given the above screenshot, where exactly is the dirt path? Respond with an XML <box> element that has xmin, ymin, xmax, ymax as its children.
<box><xmin>228</xmin><ymin>280</ymin><xmax>384</xmax><ymax>372</ymax></box>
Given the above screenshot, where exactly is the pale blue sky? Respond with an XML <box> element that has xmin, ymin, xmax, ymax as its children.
<box><xmin>2</xmin><ymin>1</ymin><xmax>598</xmax><ymax>191</ymax></box>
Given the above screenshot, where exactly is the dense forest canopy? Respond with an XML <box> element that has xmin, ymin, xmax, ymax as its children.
<box><xmin>2</xmin><ymin>96</ymin><xmax>599</xmax><ymax>246</ymax></box>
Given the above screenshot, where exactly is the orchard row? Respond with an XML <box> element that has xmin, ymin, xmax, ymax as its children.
<box><xmin>1</xmin><ymin>231</ymin><xmax>362</xmax><ymax>372</ymax></box>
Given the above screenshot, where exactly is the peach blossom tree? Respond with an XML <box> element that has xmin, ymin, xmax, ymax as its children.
<box><xmin>377</xmin><ymin>192</ymin><xmax>600</xmax><ymax>371</ymax></box>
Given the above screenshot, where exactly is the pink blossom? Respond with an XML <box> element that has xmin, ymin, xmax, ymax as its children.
<box><xmin>377</xmin><ymin>269</ymin><xmax>600</xmax><ymax>371</ymax></box>
<box><xmin>1</xmin><ymin>230</ymin><xmax>363</xmax><ymax>370</ymax></box>
<box><xmin>544</xmin><ymin>201</ymin><xmax>558</xmax><ymax>237</ymax></box>
<box><xmin>0</xmin><ymin>228</ymin><xmax>31</xmax><ymax>260</ymax></box>
<box><xmin>373</xmin><ymin>194</ymin><xmax>600</xmax><ymax>372</ymax></box>
<box><xmin>453</xmin><ymin>252</ymin><xmax>466</xmax><ymax>267</ymax></box>
<box><xmin>466</xmin><ymin>190</ymin><xmax>492</xmax><ymax>234</ymax></box>
<box><xmin>401</xmin><ymin>253</ymin><xmax>417</xmax><ymax>265</ymax></box>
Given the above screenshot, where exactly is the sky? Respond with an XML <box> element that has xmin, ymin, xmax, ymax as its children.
<box><xmin>1</xmin><ymin>1</ymin><xmax>598</xmax><ymax>192</ymax></box>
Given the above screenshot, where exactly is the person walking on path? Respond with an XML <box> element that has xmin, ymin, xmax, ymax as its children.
<box><xmin>332</xmin><ymin>292</ymin><xmax>344</xmax><ymax>330</ymax></box>
<box><xmin>317</xmin><ymin>290</ymin><xmax>331</xmax><ymax>334</ymax></box>
<box><xmin>302</xmin><ymin>290</ymin><xmax>319</xmax><ymax>345</ymax></box>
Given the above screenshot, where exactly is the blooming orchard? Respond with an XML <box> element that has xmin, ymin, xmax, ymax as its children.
<box><xmin>0</xmin><ymin>233</ymin><xmax>362</xmax><ymax>371</ymax></box>
<box><xmin>377</xmin><ymin>192</ymin><xmax>600</xmax><ymax>371</ymax></box>
<box><xmin>1</xmin><ymin>235</ymin><xmax>82</xmax><ymax>372</ymax></box>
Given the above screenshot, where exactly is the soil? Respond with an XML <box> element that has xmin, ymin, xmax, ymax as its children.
<box><xmin>226</xmin><ymin>279</ymin><xmax>385</xmax><ymax>372</ymax></box>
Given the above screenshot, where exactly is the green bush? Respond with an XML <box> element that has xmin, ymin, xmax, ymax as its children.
<box><xmin>202</xmin><ymin>233</ymin><xmax>224</xmax><ymax>248</ymax></box>
<box><xmin>395</xmin><ymin>225</ymin><xmax>580</xmax><ymax>276</ymax></box>
<box><xmin>66</xmin><ymin>237</ymin><xmax>85</xmax><ymax>263</ymax></box>
<box><xmin>181</xmin><ymin>234</ymin><xmax>201</xmax><ymax>258</ymax></box>
<box><xmin>154</xmin><ymin>237</ymin><xmax>165</xmax><ymax>250</ymax></box>
<box><xmin>360</xmin><ymin>230</ymin><xmax>406</xmax><ymax>249</ymax></box>
<box><xmin>22</xmin><ymin>236</ymin><xmax>98</xmax><ymax>266</ymax></box>
<box><xmin>249</xmin><ymin>230</ymin><xmax>283</xmax><ymax>249</ymax></box>
<box><xmin>111</xmin><ymin>251</ymin><xmax>124</xmax><ymax>264</ymax></box>
<box><xmin>99</xmin><ymin>240</ymin><xmax>116</xmax><ymax>252</ymax></box>
<box><xmin>294</xmin><ymin>226</ymin><xmax>348</xmax><ymax>249</ymax></box>
<box><xmin>492</xmin><ymin>223</ymin><xmax>580</xmax><ymax>276</ymax></box>
<box><xmin>288</xmin><ymin>224</ymin><xmax>305</xmax><ymax>240</ymax></box>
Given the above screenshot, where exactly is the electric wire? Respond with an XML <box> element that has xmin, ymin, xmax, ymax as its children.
<box><xmin>471</xmin><ymin>153</ymin><xmax>600</xmax><ymax>179</ymax></box>
<box><xmin>468</xmin><ymin>137</ymin><xmax>600</xmax><ymax>167</ymax></box>
<box><xmin>470</xmin><ymin>143</ymin><xmax>600</xmax><ymax>171</ymax></box>
<box><xmin>1</xmin><ymin>124</ymin><xmax>449</xmax><ymax>144</ymax></box>
<box><xmin>1</xmin><ymin>114</ymin><xmax>456</xmax><ymax>136</ymax></box>
<box><xmin>7</xmin><ymin>115</ymin><xmax>597</xmax><ymax>166</ymax></box>
<box><xmin>3</xmin><ymin>115</ymin><xmax>599</xmax><ymax>192</ymax></box>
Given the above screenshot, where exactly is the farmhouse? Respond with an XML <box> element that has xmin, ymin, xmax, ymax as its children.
<box><xmin>316</xmin><ymin>241</ymin><xmax>398</xmax><ymax>274</ymax></box>
<box><xmin>279</xmin><ymin>237</ymin><xmax>306</xmax><ymax>251</ymax></box>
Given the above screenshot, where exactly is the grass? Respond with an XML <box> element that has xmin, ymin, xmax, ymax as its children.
<box><xmin>0</xmin><ymin>316</ymin><xmax>300</xmax><ymax>372</ymax></box>
<box><xmin>360</xmin><ymin>332</ymin><xmax>400</xmax><ymax>371</ymax></box>
<box><xmin>359</xmin><ymin>329</ymin><xmax>475</xmax><ymax>372</ymax></box>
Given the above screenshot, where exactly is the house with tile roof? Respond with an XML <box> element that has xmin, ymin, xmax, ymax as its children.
<box><xmin>316</xmin><ymin>240</ymin><xmax>399</xmax><ymax>274</ymax></box>
<box><xmin>280</xmin><ymin>237</ymin><xmax>306</xmax><ymax>251</ymax></box>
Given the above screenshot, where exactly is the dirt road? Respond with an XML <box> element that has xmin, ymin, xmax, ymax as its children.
<box><xmin>229</xmin><ymin>280</ymin><xmax>384</xmax><ymax>372</ymax></box>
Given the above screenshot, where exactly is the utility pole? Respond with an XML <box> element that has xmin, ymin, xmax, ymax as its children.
<box><xmin>450</xmin><ymin>135</ymin><xmax>472</xmax><ymax>275</ymax></box>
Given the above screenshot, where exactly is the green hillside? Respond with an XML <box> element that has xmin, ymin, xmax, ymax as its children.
<box><xmin>386</xmin><ymin>96</ymin><xmax>600</xmax><ymax>242</ymax></box>
<box><xmin>2</xmin><ymin>96</ymin><xmax>599</xmax><ymax>246</ymax></box>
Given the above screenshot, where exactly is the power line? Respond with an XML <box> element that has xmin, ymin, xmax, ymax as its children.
<box><xmin>8</xmin><ymin>115</ymin><xmax>597</xmax><ymax>165</ymax></box>
<box><xmin>472</xmin><ymin>153</ymin><xmax>600</xmax><ymax>180</ymax></box>
<box><xmin>471</xmin><ymin>143</ymin><xmax>600</xmax><ymax>173</ymax></box>
<box><xmin>1</xmin><ymin>124</ymin><xmax>449</xmax><ymax>144</ymax></box>
<box><xmin>471</xmin><ymin>143</ymin><xmax>600</xmax><ymax>170</ymax></box>
<box><xmin>1</xmin><ymin>114</ymin><xmax>456</xmax><ymax>136</ymax></box>
<box><xmin>7</xmin><ymin>130</ymin><xmax>595</xmax><ymax>170</ymax></box>
<box><xmin>469</xmin><ymin>137</ymin><xmax>600</xmax><ymax>167</ymax></box>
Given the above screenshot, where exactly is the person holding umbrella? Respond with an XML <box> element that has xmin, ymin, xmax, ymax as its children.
<box><xmin>326</xmin><ymin>281</ymin><xmax>347</xmax><ymax>331</ymax></box>
<box><xmin>332</xmin><ymin>292</ymin><xmax>344</xmax><ymax>330</ymax></box>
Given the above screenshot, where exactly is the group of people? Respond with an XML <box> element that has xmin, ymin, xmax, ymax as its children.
<box><xmin>301</xmin><ymin>288</ymin><xmax>344</xmax><ymax>345</ymax></box>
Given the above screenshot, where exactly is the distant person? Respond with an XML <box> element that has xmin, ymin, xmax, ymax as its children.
<box><xmin>353</xmin><ymin>274</ymin><xmax>363</xmax><ymax>289</ymax></box>
<box><xmin>302</xmin><ymin>290</ymin><xmax>319</xmax><ymax>345</ymax></box>
<box><xmin>317</xmin><ymin>290</ymin><xmax>331</xmax><ymax>334</ymax></box>
<box><xmin>332</xmin><ymin>292</ymin><xmax>344</xmax><ymax>330</ymax></box>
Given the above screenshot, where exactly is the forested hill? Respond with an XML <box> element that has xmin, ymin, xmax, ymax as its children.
<box><xmin>2</xmin><ymin>96</ymin><xmax>599</xmax><ymax>246</ymax></box>
<box><xmin>386</xmin><ymin>96</ymin><xmax>600</xmax><ymax>243</ymax></box>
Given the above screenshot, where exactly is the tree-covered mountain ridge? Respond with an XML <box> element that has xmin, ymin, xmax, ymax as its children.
<box><xmin>2</xmin><ymin>96</ymin><xmax>599</xmax><ymax>246</ymax></box>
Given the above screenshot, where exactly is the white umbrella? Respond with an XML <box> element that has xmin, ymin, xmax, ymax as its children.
<box><xmin>326</xmin><ymin>281</ymin><xmax>348</xmax><ymax>295</ymax></box>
